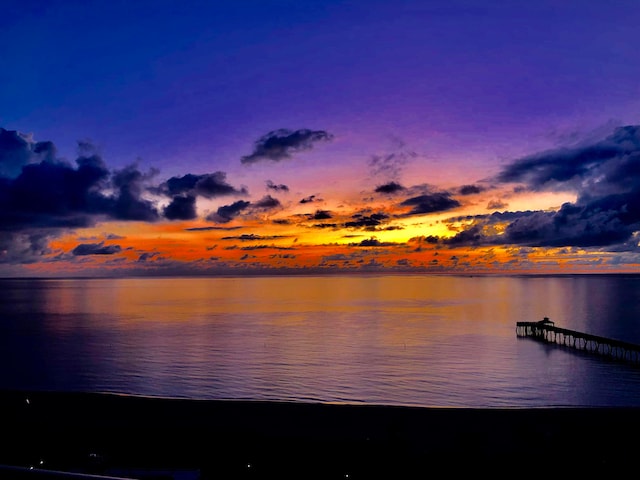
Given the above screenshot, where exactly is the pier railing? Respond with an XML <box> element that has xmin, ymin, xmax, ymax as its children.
<box><xmin>516</xmin><ymin>319</ymin><xmax>640</xmax><ymax>365</ymax></box>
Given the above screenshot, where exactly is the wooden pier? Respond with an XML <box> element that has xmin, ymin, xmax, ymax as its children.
<box><xmin>516</xmin><ymin>317</ymin><xmax>640</xmax><ymax>365</ymax></box>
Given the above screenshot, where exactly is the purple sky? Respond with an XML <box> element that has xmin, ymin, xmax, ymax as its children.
<box><xmin>4</xmin><ymin>1</ymin><xmax>638</xmax><ymax>172</ymax></box>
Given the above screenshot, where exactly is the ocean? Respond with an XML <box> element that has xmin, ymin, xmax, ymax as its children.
<box><xmin>2</xmin><ymin>274</ymin><xmax>640</xmax><ymax>408</ymax></box>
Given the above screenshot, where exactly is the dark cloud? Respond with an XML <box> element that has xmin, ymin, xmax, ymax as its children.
<box><xmin>0</xmin><ymin>128</ymin><xmax>257</xmax><ymax>264</ymax></box>
<box><xmin>203</xmin><ymin>196</ymin><xmax>280</xmax><ymax>224</ymax></box>
<box><xmin>137</xmin><ymin>252</ymin><xmax>159</xmax><ymax>262</ymax></box>
<box><xmin>253</xmin><ymin>195</ymin><xmax>281</xmax><ymax>210</ymax></box>
<box><xmin>0</xmin><ymin>128</ymin><xmax>56</xmax><ymax>178</ymax></box>
<box><xmin>185</xmin><ymin>194</ymin><xmax>281</xmax><ymax>226</ymax></box>
<box><xmin>487</xmin><ymin>199</ymin><xmax>508</xmax><ymax>210</ymax></box>
<box><xmin>445</xmin><ymin>198</ymin><xmax>640</xmax><ymax>249</ymax></box>
<box><xmin>206</xmin><ymin>200</ymin><xmax>251</xmax><ymax>223</ymax></box>
<box><xmin>313</xmin><ymin>223</ymin><xmax>337</xmax><ymax>229</ymax></box>
<box><xmin>350</xmin><ymin>237</ymin><xmax>399</xmax><ymax>247</ymax></box>
<box><xmin>0</xmin><ymin>140</ymin><xmax>161</xmax><ymax>229</ymax></box>
<box><xmin>266</xmin><ymin>180</ymin><xmax>289</xmax><ymax>192</ymax></box>
<box><xmin>310</xmin><ymin>210</ymin><xmax>332</xmax><ymax>220</ymax></box>
<box><xmin>344</xmin><ymin>213</ymin><xmax>389</xmax><ymax>229</ymax></box>
<box><xmin>0</xmin><ymin>154</ymin><xmax>110</xmax><ymax>230</ymax></box>
<box><xmin>221</xmin><ymin>234</ymin><xmax>289</xmax><ymax>241</ymax></box>
<box><xmin>72</xmin><ymin>242</ymin><xmax>122</xmax><ymax>256</ymax></box>
<box><xmin>237</xmin><ymin>244</ymin><xmax>295</xmax><ymax>251</ymax></box>
<box><xmin>163</xmin><ymin>195</ymin><xmax>197</xmax><ymax>220</ymax></box>
<box><xmin>300</xmin><ymin>195</ymin><xmax>318</xmax><ymax>204</ymax></box>
<box><xmin>110</xmin><ymin>164</ymin><xmax>160</xmax><ymax>221</ymax></box>
<box><xmin>400</xmin><ymin>192</ymin><xmax>461</xmax><ymax>215</ymax></box>
<box><xmin>458</xmin><ymin>184</ymin><xmax>485</xmax><ymax>195</ymax></box>
<box><xmin>0</xmin><ymin>128</ymin><xmax>284</xmax><ymax>237</ymax></box>
<box><xmin>496</xmin><ymin>125</ymin><xmax>640</xmax><ymax>196</ymax></box>
<box><xmin>159</xmin><ymin>172</ymin><xmax>247</xmax><ymax>198</ymax></box>
<box><xmin>184</xmin><ymin>226</ymin><xmax>242</xmax><ymax>231</ymax></box>
<box><xmin>409</xmin><ymin>235</ymin><xmax>440</xmax><ymax>245</ymax></box>
<box><xmin>0</xmin><ymin>231</ymin><xmax>54</xmax><ymax>264</ymax></box>
<box><xmin>502</xmin><ymin>199</ymin><xmax>639</xmax><ymax>248</ymax></box>
<box><xmin>452</xmin><ymin>124</ymin><xmax>640</xmax><ymax>249</ymax></box>
<box><xmin>272</xmin><ymin>219</ymin><xmax>292</xmax><ymax>225</ymax></box>
<box><xmin>375</xmin><ymin>182</ymin><xmax>405</xmax><ymax>194</ymax></box>
<box><xmin>241</xmin><ymin>128</ymin><xmax>333</xmax><ymax>164</ymax></box>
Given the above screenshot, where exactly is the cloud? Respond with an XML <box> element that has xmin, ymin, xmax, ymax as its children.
<box><xmin>487</xmin><ymin>199</ymin><xmax>508</xmax><ymax>210</ymax></box>
<box><xmin>237</xmin><ymin>244</ymin><xmax>295</xmax><ymax>251</ymax></box>
<box><xmin>0</xmin><ymin>136</ymin><xmax>160</xmax><ymax>230</ymax></box>
<box><xmin>344</xmin><ymin>213</ymin><xmax>389</xmax><ymax>229</ymax></box>
<box><xmin>368</xmin><ymin>150</ymin><xmax>416</xmax><ymax>180</ymax></box>
<box><xmin>501</xmin><ymin>199</ymin><xmax>638</xmax><ymax>248</ymax></box>
<box><xmin>206</xmin><ymin>200</ymin><xmax>251</xmax><ymax>223</ymax></box>
<box><xmin>0</xmin><ymin>128</ymin><xmax>271</xmax><ymax>239</ymax></box>
<box><xmin>252</xmin><ymin>195</ymin><xmax>281</xmax><ymax>210</ymax></box>
<box><xmin>110</xmin><ymin>164</ymin><xmax>160</xmax><ymax>221</ymax></box>
<box><xmin>309</xmin><ymin>210</ymin><xmax>332</xmax><ymax>220</ymax></box>
<box><xmin>350</xmin><ymin>237</ymin><xmax>400</xmax><ymax>247</ymax></box>
<box><xmin>240</xmin><ymin>128</ymin><xmax>333</xmax><ymax>164</ymax></box>
<box><xmin>137</xmin><ymin>252</ymin><xmax>160</xmax><ymax>262</ymax></box>
<box><xmin>272</xmin><ymin>219</ymin><xmax>291</xmax><ymax>225</ymax></box>
<box><xmin>158</xmin><ymin>171</ymin><xmax>247</xmax><ymax>198</ymax></box>
<box><xmin>184</xmin><ymin>226</ymin><xmax>242</xmax><ymax>231</ymax></box>
<box><xmin>313</xmin><ymin>223</ymin><xmax>337</xmax><ymax>229</ymax></box>
<box><xmin>0</xmin><ymin>128</ymin><xmax>57</xmax><ymax>178</ymax></box>
<box><xmin>0</xmin><ymin>156</ymin><xmax>108</xmax><ymax>230</ymax></box>
<box><xmin>0</xmin><ymin>231</ymin><xmax>54</xmax><ymax>264</ymax></box>
<box><xmin>266</xmin><ymin>180</ymin><xmax>289</xmax><ymax>192</ymax></box>
<box><xmin>375</xmin><ymin>181</ymin><xmax>405</xmax><ymax>194</ymax></box>
<box><xmin>163</xmin><ymin>195</ymin><xmax>197</xmax><ymax>220</ymax></box>
<box><xmin>221</xmin><ymin>234</ymin><xmax>289</xmax><ymax>241</ymax></box>
<box><xmin>300</xmin><ymin>195</ymin><xmax>318</xmax><ymax>204</ymax></box>
<box><xmin>400</xmin><ymin>192</ymin><xmax>461</xmax><ymax>215</ymax></box>
<box><xmin>201</xmin><ymin>196</ymin><xmax>280</xmax><ymax>225</ymax></box>
<box><xmin>444</xmin><ymin>200</ymin><xmax>640</xmax><ymax>249</ymax></box>
<box><xmin>448</xmin><ymin>124</ymin><xmax>640</xmax><ymax>249</ymax></box>
<box><xmin>458</xmin><ymin>184</ymin><xmax>485</xmax><ymax>195</ymax></box>
<box><xmin>72</xmin><ymin>241</ymin><xmax>122</xmax><ymax>256</ymax></box>
<box><xmin>0</xmin><ymin>128</ymin><xmax>278</xmax><ymax>264</ymax></box>
<box><xmin>496</xmin><ymin>125</ymin><xmax>640</xmax><ymax>196</ymax></box>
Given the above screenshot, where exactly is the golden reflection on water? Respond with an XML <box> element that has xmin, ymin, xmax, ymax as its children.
<box><xmin>18</xmin><ymin>274</ymin><xmax>640</xmax><ymax>406</ymax></box>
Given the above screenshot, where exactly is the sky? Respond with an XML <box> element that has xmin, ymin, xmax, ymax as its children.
<box><xmin>1</xmin><ymin>0</ymin><xmax>640</xmax><ymax>276</ymax></box>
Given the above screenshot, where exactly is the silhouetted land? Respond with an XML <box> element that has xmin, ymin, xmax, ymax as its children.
<box><xmin>1</xmin><ymin>390</ymin><xmax>639</xmax><ymax>478</ymax></box>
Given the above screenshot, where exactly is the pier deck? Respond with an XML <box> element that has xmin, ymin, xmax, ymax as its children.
<box><xmin>516</xmin><ymin>318</ymin><xmax>640</xmax><ymax>365</ymax></box>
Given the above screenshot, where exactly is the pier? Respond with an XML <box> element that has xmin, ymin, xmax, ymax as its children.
<box><xmin>516</xmin><ymin>317</ymin><xmax>640</xmax><ymax>365</ymax></box>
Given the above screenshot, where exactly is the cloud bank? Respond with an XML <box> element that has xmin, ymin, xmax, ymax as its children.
<box><xmin>447</xmin><ymin>125</ymin><xmax>640</xmax><ymax>249</ymax></box>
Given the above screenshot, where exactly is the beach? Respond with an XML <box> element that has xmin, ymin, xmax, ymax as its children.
<box><xmin>2</xmin><ymin>390</ymin><xmax>639</xmax><ymax>478</ymax></box>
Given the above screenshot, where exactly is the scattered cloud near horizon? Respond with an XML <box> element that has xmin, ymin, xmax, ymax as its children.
<box><xmin>2</xmin><ymin>124</ymin><xmax>640</xmax><ymax>274</ymax></box>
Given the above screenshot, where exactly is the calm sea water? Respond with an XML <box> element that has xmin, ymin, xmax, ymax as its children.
<box><xmin>1</xmin><ymin>274</ymin><xmax>640</xmax><ymax>408</ymax></box>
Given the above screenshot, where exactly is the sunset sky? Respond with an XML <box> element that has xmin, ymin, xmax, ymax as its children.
<box><xmin>2</xmin><ymin>0</ymin><xmax>640</xmax><ymax>276</ymax></box>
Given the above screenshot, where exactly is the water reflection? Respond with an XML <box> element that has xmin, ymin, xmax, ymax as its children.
<box><xmin>1</xmin><ymin>275</ymin><xmax>640</xmax><ymax>406</ymax></box>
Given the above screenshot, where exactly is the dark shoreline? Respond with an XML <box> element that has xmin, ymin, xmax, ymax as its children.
<box><xmin>2</xmin><ymin>390</ymin><xmax>639</xmax><ymax>478</ymax></box>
